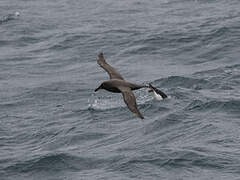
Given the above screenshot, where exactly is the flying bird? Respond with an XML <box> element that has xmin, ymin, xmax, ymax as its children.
<box><xmin>95</xmin><ymin>53</ymin><xmax>167</xmax><ymax>119</ymax></box>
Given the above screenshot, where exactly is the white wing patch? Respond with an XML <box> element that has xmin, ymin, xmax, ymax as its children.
<box><xmin>153</xmin><ymin>90</ymin><xmax>163</xmax><ymax>100</ymax></box>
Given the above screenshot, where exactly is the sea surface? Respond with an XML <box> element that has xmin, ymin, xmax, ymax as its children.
<box><xmin>1</xmin><ymin>0</ymin><xmax>240</xmax><ymax>179</ymax></box>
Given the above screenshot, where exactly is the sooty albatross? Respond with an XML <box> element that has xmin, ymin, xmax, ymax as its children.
<box><xmin>95</xmin><ymin>53</ymin><xmax>167</xmax><ymax>119</ymax></box>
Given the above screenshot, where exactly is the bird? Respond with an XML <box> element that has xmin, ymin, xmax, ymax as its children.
<box><xmin>95</xmin><ymin>52</ymin><xmax>167</xmax><ymax>119</ymax></box>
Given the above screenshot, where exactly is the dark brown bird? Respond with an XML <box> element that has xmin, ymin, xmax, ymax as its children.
<box><xmin>95</xmin><ymin>53</ymin><xmax>167</xmax><ymax>119</ymax></box>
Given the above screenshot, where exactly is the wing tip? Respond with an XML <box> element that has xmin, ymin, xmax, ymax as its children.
<box><xmin>149</xmin><ymin>83</ymin><xmax>167</xmax><ymax>99</ymax></box>
<box><xmin>136</xmin><ymin>112</ymin><xmax>144</xmax><ymax>119</ymax></box>
<box><xmin>97</xmin><ymin>52</ymin><xmax>106</xmax><ymax>65</ymax></box>
<box><xmin>98</xmin><ymin>52</ymin><xmax>104</xmax><ymax>59</ymax></box>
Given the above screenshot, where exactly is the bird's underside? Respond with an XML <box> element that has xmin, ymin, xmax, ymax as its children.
<box><xmin>97</xmin><ymin>53</ymin><xmax>145</xmax><ymax>119</ymax></box>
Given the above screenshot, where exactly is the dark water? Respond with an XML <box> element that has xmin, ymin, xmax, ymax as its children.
<box><xmin>1</xmin><ymin>0</ymin><xmax>240</xmax><ymax>179</ymax></box>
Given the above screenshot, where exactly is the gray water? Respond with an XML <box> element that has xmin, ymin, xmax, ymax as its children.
<box><xmin>1</xmin><ymin>0</ymin><xmax>240</xmax><ymax>179</ymax></box>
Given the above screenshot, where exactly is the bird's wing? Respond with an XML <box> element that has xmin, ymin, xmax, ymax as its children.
<box><xmin>97</xmin><ymin>53</ymin><xmax>124</xmax><ymax>80</ymax></box>
<box><xmin>118</xmin><ymin>86</ymin><xmax>144</xmax><ymax>119</ymax></box>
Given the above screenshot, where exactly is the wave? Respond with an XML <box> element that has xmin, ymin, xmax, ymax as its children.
<box><xmin>194</xmin><ymin>63</ymin><xmax>240</xmax><ymax>78</ymax></box>
<box><xmin>4</xmin><ymin>153</ymin><xmax>107</xmax><ymax>173</ymax></box>
<box><xmin>144</xmin><ymin>112</ymin><xmax>186</xmax><ymax>135</ymax></box>
<box><xmin>185</xmin><ymin>99</ymin><xmax>240</xmax><ymax>114</ymax></box>
<box><xmin>113</xmin><ymin>148</ymin><xmax>236</xmax><ymax>173</ymax></box>
<box><xmin>154</xmin><ymin>76</ymin><xmax>216</xmax><ymax>90</ymax></box>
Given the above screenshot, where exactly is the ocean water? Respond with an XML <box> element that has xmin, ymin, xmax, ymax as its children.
<box><xmin>1</xmin><ymin>0</ymin><xmax>240</xmax><ymax>179</ymax></box>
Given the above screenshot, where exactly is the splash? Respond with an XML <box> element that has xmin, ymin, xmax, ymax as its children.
<box><xmin>0</xmin><ymin>12</ymin><xmax>20</xmax><ymax>24</ymax></box>
<box><xmin>88</xmin><ymin>93</ymin><xmax>124</xmax><ymax>110</ymax></box>
<box><xmin>88</xmin><ymin>90</ymin><xmax>155</xmax><ymax>110</ymax></box>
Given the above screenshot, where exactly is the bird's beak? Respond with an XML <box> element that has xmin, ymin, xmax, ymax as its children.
<box><xmin>95</xmin><ymin>86</ymin><xmax>101</xmax><ymax>92</ymax></box>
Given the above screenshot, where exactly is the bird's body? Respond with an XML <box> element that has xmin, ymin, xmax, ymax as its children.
<box><xmin>95</xmin><ymin>53</ymin><xmax>167</xmax><ymax>119</ymax></box>
<box><xmin>99</xmin><ymin>79</ymin><xmax>147</xmax><ymax>93</ymax></box>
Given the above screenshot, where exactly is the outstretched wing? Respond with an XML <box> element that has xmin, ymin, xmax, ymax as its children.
<box><xmin>118</xmin><ymin>86</ymin><xmax>144</xmax><ymax>119</ymax></box>
<box><xmin>97</xmin><ymin>53</ymin><xmax>124</xmax><ymax>80</ymax></box>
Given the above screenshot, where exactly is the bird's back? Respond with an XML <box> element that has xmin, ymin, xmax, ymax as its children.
<box><xmin>102</xmin><ymin>79</ymin><xmax>145</xmax><ymax>93</ymax></box>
